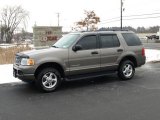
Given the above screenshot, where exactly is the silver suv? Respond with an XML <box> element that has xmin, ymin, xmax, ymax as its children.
<box><xmin>13</xmin><ymin>31</ymin><xmax>146</xmax><ymax>92</ymax></box>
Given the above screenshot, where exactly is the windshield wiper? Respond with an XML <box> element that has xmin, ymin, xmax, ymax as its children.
<box><xmin>52</xmin><ymin>45</ymin><xmax>59</xmax><ymax>48</ymax></box>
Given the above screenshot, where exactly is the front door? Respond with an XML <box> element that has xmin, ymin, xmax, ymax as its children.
<box><xmin>68</xmin><ymin>35</ymin><xmax>100</xmax><ymax>75</ymax></box>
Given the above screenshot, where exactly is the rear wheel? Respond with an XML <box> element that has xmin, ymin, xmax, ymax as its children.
<box><xmin>118</xmin><ymin>60</ymin><xmax>135</xmax><ymax>80</ymax></box>
<box><xmin>36</xmin><ymin>68</ymin><xmax>61</xmax><ymax>92</ymax></box>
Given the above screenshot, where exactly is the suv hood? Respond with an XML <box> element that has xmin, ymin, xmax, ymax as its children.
<box><xmin>17</xmin><ymin>47</ymin><xmax>66</xmax><ymax>58</ymax></box>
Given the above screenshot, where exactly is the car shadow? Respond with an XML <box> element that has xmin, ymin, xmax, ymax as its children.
<box><xmin>59</xmin><ymin>74</ymin><xmax>120</xmax><ymax>91</ymax></box>
<box><xmin>2</xmin><ymin>74</ymin><xmax>119</xmax><ymax>92</ymax></box>
<box><xmin>1</xmin><ymin>73</ymin><xmax>139</xmax><ymax>96</ymax></box>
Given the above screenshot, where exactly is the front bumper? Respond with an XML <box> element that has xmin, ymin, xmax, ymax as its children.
<box><xmin>13</xmin><ymin>64</ymin><xmax>36</xmax><ymax>81</ymax></box>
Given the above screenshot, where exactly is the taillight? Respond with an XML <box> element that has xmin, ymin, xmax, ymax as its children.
<box><xmin>142</xmin><ymin>48</ymin><xmax>145</xmax><ymax>56</ymax></box>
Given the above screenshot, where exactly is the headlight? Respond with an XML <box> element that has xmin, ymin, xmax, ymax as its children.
<box><xmin>21</xmin><ymin>58</ymin><xmax>35</xmax><ymax>66</ymax></box>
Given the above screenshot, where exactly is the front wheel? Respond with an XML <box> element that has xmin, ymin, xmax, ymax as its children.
<box><xmin>118</xmin><ymin>60</ymin><xmax>135</xmax><ymax>80</ymax></box>
<box><xmin>36</xmin><ymin>68</ymin><xmax>61</xmax><ymax>92</ymax></box>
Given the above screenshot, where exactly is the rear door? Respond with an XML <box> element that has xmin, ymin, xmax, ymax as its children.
<box><xmin>68</xmin><ymin>34</ymin><xmax>100</xmax><ymax>75</ymax></box>
<box><xmin>99</xmin><ymin>34</ymin><xmax>124</xmax><ymax>71</ymax></box>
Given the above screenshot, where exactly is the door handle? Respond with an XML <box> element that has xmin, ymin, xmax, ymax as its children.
<box><xmin>91</xmin><ymin>51</ymin><xmax>98</xmax><ymax>54</ymax></box>
<box><xmin>117</xmin><ymin>49</ymin><xmax>123</xmax><ymax>52</ymax></box>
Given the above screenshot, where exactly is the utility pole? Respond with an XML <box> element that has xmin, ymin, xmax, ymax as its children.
<box><xmin>120</xmin><ymin>0</ymin><xmax>125</xmax><ymax>30</ymax></box>
<box><xmin>120</xmin><ymin>0</ymin><xmax>123</xmax><ymax>30</ymax></box>
<box><xmin>57</xmin><ymin>13</ymin><xmax>60</xmax><ymax>26</ymax></box>
<box><xmin>0</xmin><ymin>20</ymin><xmax>2</xmax><ymax>43</ymax></box>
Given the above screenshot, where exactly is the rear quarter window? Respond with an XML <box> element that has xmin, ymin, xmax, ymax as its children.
<box><xmin>100</xmin><ymin>34</ymin><xmax>120</xmax><ymax>48</ymax></box>
<box><xmin>122</xmin><ymin>33</ymin><xmax>142</xmax><ymax>46</ymax></box>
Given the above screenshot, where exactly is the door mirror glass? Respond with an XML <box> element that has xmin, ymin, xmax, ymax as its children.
<box><xmin>73</xmin><ymin>45</ymin><xmax>82</xmax><ymax>51</ymax></box>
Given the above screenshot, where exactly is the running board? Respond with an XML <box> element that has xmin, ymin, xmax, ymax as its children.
<box><xmin>65</xmin><ymin>71</ymin><xmax>117</xmax><ymax>81</ymax></box>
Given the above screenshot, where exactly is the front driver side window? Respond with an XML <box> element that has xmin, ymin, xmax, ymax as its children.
<box><xmin>77</xmin><ymin>35</ymin><xmax>97</xmax><ymax>50</ymax></box>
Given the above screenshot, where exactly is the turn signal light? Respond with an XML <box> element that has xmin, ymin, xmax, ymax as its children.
<box><xmin>27</xmin><ymin>59</ymin><xmax>35</xmax><ymax>65</ymax></box>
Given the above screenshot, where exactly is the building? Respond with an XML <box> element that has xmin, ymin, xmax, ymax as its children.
<box><xmin>33</xmin><ymin>26</ymin><xmax>62</xmax><ymax>47</ymax></box>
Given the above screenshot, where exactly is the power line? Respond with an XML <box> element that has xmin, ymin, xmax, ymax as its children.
<box><xmin>124</xmin><ymin>15</ymin><xmax>160</xmax><ymax>20</ymax></box>
<box><xmin>98</xmin><ymin>15</ymin><xmax>160</xmax><ymax>25</ymax></box>
<box><xmin>100</xmin><ymin>12</ymin><xmax>160</xmax><ymax>23</ymax></box>
<box><xmin>123</xmin><ymin>12</ymin><xmax>160</xmax><ymax>18</ymax></box>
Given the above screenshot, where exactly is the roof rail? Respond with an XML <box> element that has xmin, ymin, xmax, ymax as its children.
<box><xmin>72</xmin><ymin>30</ymin><xmax>130</xmax><ymax>33</ymax></box>
<box><xmin>110</xmin><ymin>29</ymin><xmax>129</xmax><ymax>31</ymax></box>
<box><xmin>80</xmin><ymin>30</ymin><xmax>87</xmax><ymax>32</ymax></box>
<box><xmin>97</xmin><ymin>29</ymin><xmax>130</xmax><ymax>32</ymax></box>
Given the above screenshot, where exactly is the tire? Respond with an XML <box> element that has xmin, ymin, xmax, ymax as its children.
<box><xmin>36</xmin><ymin>68</ymin><xmax>61</xmax><ymax>92</ymax></box>
<box><xmin>118</xmin><ymin>60</ymin><xmax>135</xmax><ymax>80</ymax></box>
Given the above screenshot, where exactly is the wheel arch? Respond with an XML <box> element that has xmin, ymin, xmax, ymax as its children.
<box><xmin>119</xmin><ymin>55</ymin><xmax>137</xmax><ymax>68</ymax></box>
<box><xmin>34</xmin><ymin>62</ymin><xmax>65</xmax><ymax>79</ymax></box>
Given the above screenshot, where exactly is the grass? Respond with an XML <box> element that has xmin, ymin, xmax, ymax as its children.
<box><xmin>0</xmin><ymin>45</ymin><xmax>32</xmax><ymax>64</ymax></box>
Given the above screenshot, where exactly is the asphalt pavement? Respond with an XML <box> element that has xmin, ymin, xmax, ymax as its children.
<box><xmin>0</xmin><ymin>62</ymin><xmax>160</xmax><ymax>120</ymax></box>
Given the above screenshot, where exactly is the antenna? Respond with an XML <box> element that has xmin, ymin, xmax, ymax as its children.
<box><xmin>57</xmin><ymin>13</ymin><xmax>60</xmax><ymax>26</ymax></box>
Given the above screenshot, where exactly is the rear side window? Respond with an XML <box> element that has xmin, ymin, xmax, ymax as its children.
<box><xmin>77</xmin><ymin>35</ymin><xmax>97</xmax><ymax>50</ymax></box>
<box><xmin>122</xmin><ymin>33</ymin><xmax>142</xmax><ymax>46</ymax></box>
<box><xmin>100</xmin><ymin>34</ymin><xmax>120</xmax><ymax>48</ymax></box>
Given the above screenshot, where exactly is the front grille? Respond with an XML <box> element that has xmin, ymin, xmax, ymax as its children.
<box><xmin>13</xmin><ymin>68</ymin><xmax>23</xmax><ymax>77</ymax></box>
<box><xmin>15</xmin><ymin>55</ymin><xmax>22</xmax><ymax>65</ymax></box>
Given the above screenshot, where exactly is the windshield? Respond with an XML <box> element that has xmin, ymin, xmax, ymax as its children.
<box><xmin>53</xmin><ymin>34</ymin><xmax>80</xmax><ymax>48</ymax></box>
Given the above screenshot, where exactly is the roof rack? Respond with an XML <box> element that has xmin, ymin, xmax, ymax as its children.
<box><xmin>98</xmin><ymin>29</ymin><xmax>129</xmax><ymax>31</ymax></box>
<box><xmin>72</xmin><ymin>29</ymin><xmax>130</xmax><ymax>33</ymax></box>
<box><xmin>112</xmin><ymin>29</ymin><xmax>129</xmax><ymax>31</ymax></box>
<box><xmin>72</xmin><ymin>30</ymin><xmax>89</xmax><ymax>32</ymax></box>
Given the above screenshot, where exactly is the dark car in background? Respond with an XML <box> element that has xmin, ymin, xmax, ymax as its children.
<box><xmin>146</xmin><ymin>35</ymin><xmax>159</xmax><ymax>40</ymax></box>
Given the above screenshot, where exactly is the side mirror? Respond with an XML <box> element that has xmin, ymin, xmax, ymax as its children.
<box><xmin>72</xmin><ymin>45</ymin><xmax>82</xmax><ymax>51</ymax></box>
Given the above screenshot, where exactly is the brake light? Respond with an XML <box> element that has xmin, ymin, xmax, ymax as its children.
<box><xmin>142</xmin><ymin>48</ymin><xmax>145</xmax><ymax>56</ymax></box>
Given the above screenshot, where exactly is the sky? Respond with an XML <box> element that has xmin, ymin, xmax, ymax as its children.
<box><xmin>0</xmin><ymin>0</ymin><xmax>160</xmax><ymax>32</ymax></box>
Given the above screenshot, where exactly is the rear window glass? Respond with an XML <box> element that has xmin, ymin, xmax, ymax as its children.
<box><xmin>122</xmin><ymin>33</ymin><xmax>142</xmax><ymax>46</ymax></box>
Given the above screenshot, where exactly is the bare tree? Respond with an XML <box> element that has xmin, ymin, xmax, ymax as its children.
<box><xmin>0</xmin><ymin>6</ymin><xmax>29</xmax><ymax>43</ymax></box>
<box><xmin>73</xmin><ymin>10</ymin><xmax>100</xmax><ymax>31</ymax></box>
